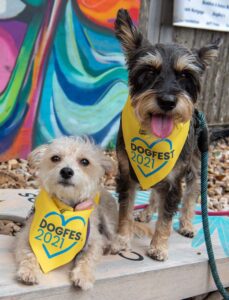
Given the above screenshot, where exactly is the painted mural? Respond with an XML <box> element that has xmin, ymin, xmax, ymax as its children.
<box><xmin>0</xmin><ymin>0</ymin><xmax>140</xmax><ymax>161</ymax></box>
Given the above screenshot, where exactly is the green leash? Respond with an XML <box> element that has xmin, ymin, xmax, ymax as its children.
<box><xmin>198</xmin><ymin>112</ymin><xmax>229</xmax><ymax>300</ymax></box>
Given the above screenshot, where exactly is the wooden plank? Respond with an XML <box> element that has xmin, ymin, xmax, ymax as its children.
<box><xmin>0</xmin><ymin>189</ymin><xmax>37</xmax><ymax>222</ymax></box>
<box><xmin>0</xmin><ymin>230</ymin><xmax>229</xmax><ymax>300</ymax></box>
<box><xmin>147</xmin><ymin>0</ymin><xmax>163</xmax><ymax>43</ymax></box>
<box><xmin>159</xmin><ymin>0</ymin><xmax>173</xmax><ymax>43</ymax></box>
<box><xmin>139</xmin><ymin>0</ymin><xmax>151</xmax><ymax>39</ymax></box>
<box><xmin>0</xmin><ymin>189</ymin><xmax>229</xmax><ymax>299</ymax></box>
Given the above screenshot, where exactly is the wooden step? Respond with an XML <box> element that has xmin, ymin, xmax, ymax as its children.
<box><xmin>0</xmin><ymin>189</ymin><xmax>228</xmax><ymax>300</ymax></box>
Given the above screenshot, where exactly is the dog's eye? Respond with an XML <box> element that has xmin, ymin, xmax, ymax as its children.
<box><xmin>144</xmin><ymin>68</ymin><xmax>159</xmax><ymax>79</ymax></box>
<box><xmin>146</xmin><ymin>69</ymin><xmax>156</xmax><ymax>76</ymax></box>
<box><xmin>180</xmin><ymin>72</ymin><xmax>187</xmax><ymax>78</ymax></box>
<box><xmin>177</xmin><ymin>70</ymin><xmax>190</xmax><ymax>79</ymax></box>
<box><xmin>51</xmin><ymin>155</ymin><xmax>61</xmax><ymax>162</ymax></box>
<box><xmin>135</xmin><ymin>68</ymin><xmax>158</xmax><ymax>90</ymax></box>
<box><xmin>80</xmin><ymin>158</ymin><xmax>90</xmax><ymax>166</ymax></box>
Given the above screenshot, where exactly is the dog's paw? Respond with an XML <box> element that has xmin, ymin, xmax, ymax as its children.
<box><xmin>147</xmin><ymin>247</ymin><xmax>168</xmax><ymax>261</ymax></box>
<box><xmin>135</xmin><ymin>209</ymin><xmax>152</xmax><ymax>223</ymax></box>
<box><xmin>71</xmin><ymin>266</ymin><xmax>95</xmax><ymax>290</ymax></box>
<box><xmin>17</xmin><ymin>267</ymin><xmax>39</xmax><ymax>285</ymax></box>
<box><xmin>179</xmin><ymin>222</ymin><xmax>195</xmax><ymax>238</ymax></box>
<box><xmin>110</xmin><ymin>234</ymin><xmax>131</xmax><ymax>254</ymax></box>
<box><xmin>179</xmin><ymin>227</ymin><xmax>195</xmax><ymax>238</ymax></box>
<box><xmin>102</xmin><ymin>243</ymin><xmax>112</xmax><ymax>255</ymax></box>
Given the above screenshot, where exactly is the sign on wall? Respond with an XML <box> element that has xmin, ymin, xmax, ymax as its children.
<box><xmin>173</xmin><ymin>0</ymin><xmax>229</xmax><ymax>32</ymax></box>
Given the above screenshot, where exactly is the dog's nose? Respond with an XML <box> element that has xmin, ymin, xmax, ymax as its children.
<box><xmin>60</xmin><ymin>167</ymin><xmax>74</xmax><ymax>179</ymax></box>
<box><xmin>158</xmin><ymin>95</ymin><xmax>177</xmax><ymax>111</ymax></box>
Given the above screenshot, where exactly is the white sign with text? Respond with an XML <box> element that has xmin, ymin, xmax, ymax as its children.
<box><xmin>173</xmin><ymin>0</ymin><xmax>229</xmax><ymax>32</ymax></box>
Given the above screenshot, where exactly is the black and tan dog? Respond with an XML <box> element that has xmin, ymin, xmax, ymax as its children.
<box><xmin>111</xmin><ymin>9</ymin><xmax>220</xmax><ymax>261</ymax></box>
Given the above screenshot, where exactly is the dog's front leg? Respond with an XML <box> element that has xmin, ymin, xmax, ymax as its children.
<box><xmin>147</xmin><ymin>182</ymin><xmax>182</xmax><ymax>261</ymax></box>
<box><xmin>179</xmin><ymin>164</ymin><xmax>199</xmax><ymax>238</ymax></box>
<box><xmin>110</xmin><ymin>169</ymin><xmax>137</xmax><ymax>253</ymax></box>
<box><xmin>110</xmin><ymin>129</ymin><xmax>138</xmax><ymax>253</ymax></box>
<box><xmin>135</xmin><ymin>190</ymin><xmax>159</xmax><ymax>223</ymax></box>
<box><xmin>70</xmin><ymin>234</ymin><xmax>103</xmax><ymax>290</ymax></box>
<box><xmin>15</xmin><ymin>217</ymin><xmax>41</xmax><ymax>284</ymax></box>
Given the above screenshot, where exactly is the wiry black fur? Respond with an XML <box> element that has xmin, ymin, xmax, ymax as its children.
<box><xmin>114</xmin><ymin>9</ymin><xmax>220</xmax><ymax>260</ymax></box>
<box><xmin>129</xmin><ymin>44</ymin><xmax>204</xmax><ymax>103</ymax></box>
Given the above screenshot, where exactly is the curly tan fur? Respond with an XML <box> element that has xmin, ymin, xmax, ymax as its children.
<box><xmin>15</xmin><ymin>137</ymin><xmax>152</xmax><ymax>288</ymax></box>
<box><xmin>15</xmin><ymin>137</ymin><xmax>118</xmax><ymax>288</ymax></box>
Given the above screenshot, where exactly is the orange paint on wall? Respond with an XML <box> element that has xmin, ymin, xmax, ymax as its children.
<box><xmin>77</xmin><ymin>0</ymin><xmax>140</xmax><ymax>30</ymax></box>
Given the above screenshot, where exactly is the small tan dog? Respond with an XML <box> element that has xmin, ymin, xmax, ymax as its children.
<box><xmin>15</xmin><ymin>136</ymin><xmax>152</xmax><ymax>290</ymax></box>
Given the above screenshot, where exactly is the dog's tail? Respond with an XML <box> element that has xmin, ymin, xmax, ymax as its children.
<box><xmin>133</xmin><ymin>221</ymin><xmax>153</xmax><ymax>238</ymax></box>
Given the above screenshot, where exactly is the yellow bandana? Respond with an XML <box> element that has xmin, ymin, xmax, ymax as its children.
<box><xmin>29</xmin><ymin>189</ymin><xmax>100</xmax><ymax>273</ymax></box>
<box><xmin>122</xmin><ymin>96</ymin><xmax>190</xmax><ymax>190</ymax></box>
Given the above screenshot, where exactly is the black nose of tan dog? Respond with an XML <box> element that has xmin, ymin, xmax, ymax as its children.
<box><xmin>60</xmin><ymin>167</ymin><xmax>74</xmax><ymax>179</ymax></box>
<box><xmin>158</xmin><ymin>95</ymin><xmax>177</xmax><ymax>111</ymax></box>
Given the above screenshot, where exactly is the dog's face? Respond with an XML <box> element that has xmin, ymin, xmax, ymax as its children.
<box><xmin>115</xmin><ymin>9</ymin><xmax>220</xmax><ymax>138</ymax></box>
<box><xmin>29</xmin><ymin>137</ymin><xmax>113</xmax><ymax>207</ymax></box>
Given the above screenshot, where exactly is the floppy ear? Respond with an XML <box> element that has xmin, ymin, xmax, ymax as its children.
<box><xmin>99</xmin><ymin>153</ymin><xmax>117</xmax><ymax>176</ymax></box>
<box><xmin>197</xmin><ymin>38</ymin><xmax>221</xmax><ymax>67</ymax></box>
<box><xmin>115</xmin><ymin>9</ymin><xmax>143</xmax><ymax>56</ymax></box>
<box><xmin>28</xmin><ymin>144</ymin><xmax>49</xmax><ymax>168</ymax></box>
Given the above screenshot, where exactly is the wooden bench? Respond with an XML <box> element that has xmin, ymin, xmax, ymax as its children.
<box><xmin>0</xmin><ymin>189</ymin><xmax>228</xmax><ymax>300</ymax></box>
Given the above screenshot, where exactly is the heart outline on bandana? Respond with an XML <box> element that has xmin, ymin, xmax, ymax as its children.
<box><xmin>131</xmin><ymin>137</ymin><xmax>173</xmax><ymax>178</ymax></box>
<box><xmin>42</xmin><ymin>212</ymin><xmax>85</xmax><ymax>259</ymax></box>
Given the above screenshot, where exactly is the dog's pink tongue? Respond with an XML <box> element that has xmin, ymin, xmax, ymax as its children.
<box><xmin>151</xmin><ymin>114</ymin><xmax>174</xmax><ymax>138</ymax></box>
<box><xmin>74</xmin><ymin>199</ymin><xmax>93</xmax><ymax>211</ymax></box>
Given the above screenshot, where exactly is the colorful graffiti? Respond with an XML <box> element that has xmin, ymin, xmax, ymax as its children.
<box><xmin>0</xmin><ymin>0</ymin><xmax>140</xmax><ymax>161</ymax></box>
<box><xmin>134</xmin><ymin>191</ymin><xmax>229</xmax><ymax>257</ymax></box>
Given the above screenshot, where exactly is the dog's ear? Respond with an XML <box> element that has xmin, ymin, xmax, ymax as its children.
<box><xmin>99</xmin><ymin>153</ymin><xmax>117</xmax><ymax>176</ymax></box>
<box><xmin>115</xmin><ymin>9</ymin><xmax>143</xmax><ymax>56</ymax></box>
<box><xmin>28</xmin><ymin>144</ymin><xmax>48</xmax><ymax>168</ymax></box>
<box><xmin>197</xmin><ymin>38</ymin><xmax>222</xmax><ymax>67</ymax></box>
